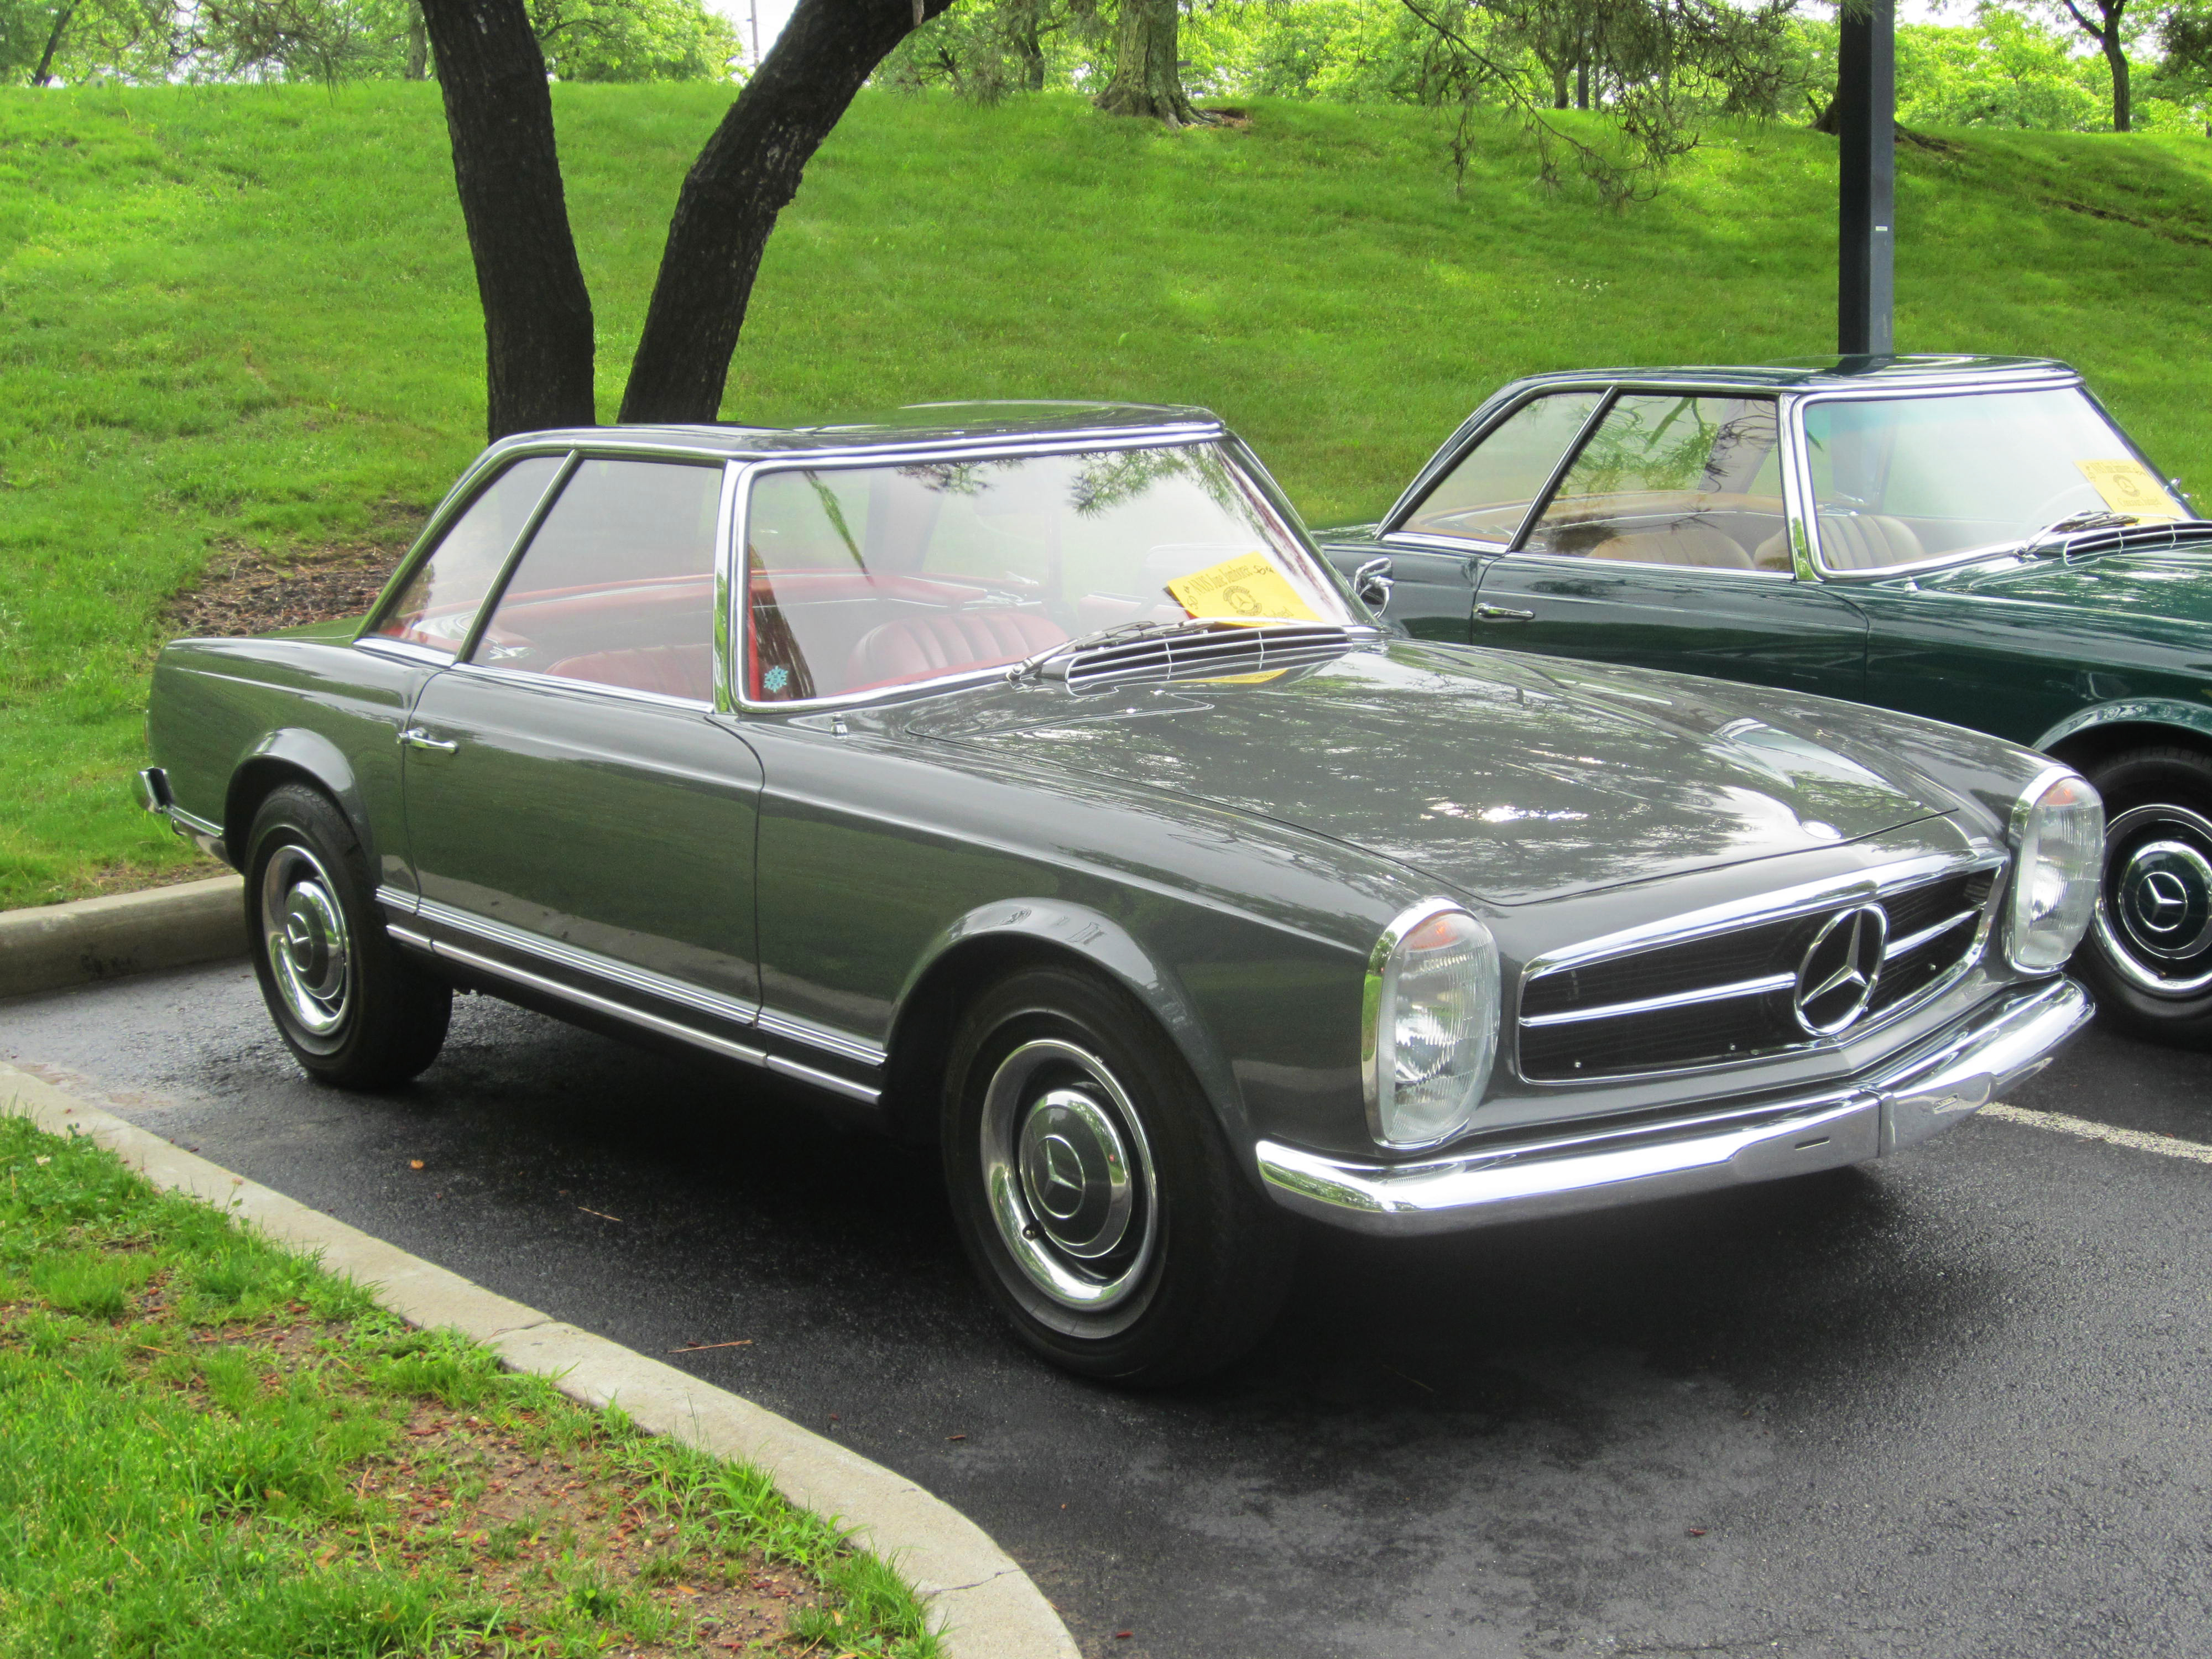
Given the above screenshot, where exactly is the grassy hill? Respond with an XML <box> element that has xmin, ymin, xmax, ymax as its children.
<box><xmin>2</xmin><ymin>85</ymin><xmax>2208</xmax><ymax>905</ymax></box>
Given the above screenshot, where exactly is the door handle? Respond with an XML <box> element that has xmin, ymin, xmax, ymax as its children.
<box><xmin>398</xmin><ymin>727</ymin><xmax>458</xmax><ymax>754</ymax></box>
<box><xmin>1475</xmin><ymin>604</ymin><xmax>1535</xmax><ymax>622</ymax></box>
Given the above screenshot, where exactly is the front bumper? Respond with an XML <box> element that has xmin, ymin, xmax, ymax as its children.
<box><xmin>1255</xmin><ymin>976</ymin><xmax>2091</xmax><ymax>1237</ymax></box>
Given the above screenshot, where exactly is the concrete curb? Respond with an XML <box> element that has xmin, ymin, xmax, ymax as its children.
<box><xmin>0</xmin><ymin>1060</ymin><xmax>1078</xmax><ymax>1659</ymax></box>
<box><xmin>0</xmin><ymin>875</ymin><xmax>248</xmax><ymax>1000</ymax></box>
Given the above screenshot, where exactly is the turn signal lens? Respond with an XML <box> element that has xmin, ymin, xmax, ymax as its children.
<box><xmin>1365</xmin><ymin>902</ymin><xmax>1500</xmax><ymax>1149</ymax></box>
<box><xmin>2006</xmin><ymin>771</ymin><xmax>2103</xmax><ymax>973</ymax></box>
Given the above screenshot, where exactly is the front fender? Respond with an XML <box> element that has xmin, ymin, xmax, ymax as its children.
<box><xmin>2035</xmin><ymin>698</ymin><xmax>2212</xmax><ymax>755</ymax></box>
<box><xmin>889</xmin><ymin>898</ymin><xmax>1254</xmax><ymax>1165</ymax></box>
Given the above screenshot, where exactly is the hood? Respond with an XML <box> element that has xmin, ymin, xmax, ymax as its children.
<box><xmin>909</xmin><ymin>642</ymin><xmax>1956</xmax><ymax>906</ymax></box>
<box><xmin>1913</xmin><ymin>547</ymin><xmax>2212</xmax><ymax>625</ymax></box>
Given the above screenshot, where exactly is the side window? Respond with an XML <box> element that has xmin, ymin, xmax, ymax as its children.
<box><xmin>370</xmin><ymin>456</ymin><xmax>563</xmax><ymax>651</ymax></box>
<box><xmin>1401</xmin><ymin>393</ymin><xmax>1601</xmax><ymax>544</ymax></box>
<box><xmin>472</xmin><ymin>460</ymin><xmax>724</xmax><ymax>704</ymax></box>
<box><xmin>1523</xmin><ymin>394</ymin><xmax>1784</xmax><ymax>571</ymax></box>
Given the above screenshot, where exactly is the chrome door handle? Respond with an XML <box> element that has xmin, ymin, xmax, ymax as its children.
<box><xmin>1475</xmin><ymin>604</ymin><xmax>1535</xmax><ymax>622</ymax></box>
<box><xmin>398</xmin><ymin>727</ymin><xmax>458</xmax><ymax>754</ymax></box>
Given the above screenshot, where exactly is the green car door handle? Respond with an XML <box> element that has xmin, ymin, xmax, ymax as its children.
<box><xmin>1476</xmin><ymin>604</ymin><xmax>1535</xmax><ymax>622</ymax></box>
<box><xmin>398</xmin><ymin>727</ymin><xmax>458</xmax><ymax>754</ymax></box>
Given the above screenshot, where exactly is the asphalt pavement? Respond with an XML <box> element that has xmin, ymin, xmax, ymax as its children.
<box><xmin>5</xmin><ymin>961</ymin><xmax>2209</xmax><ymax>1658</ymax></box>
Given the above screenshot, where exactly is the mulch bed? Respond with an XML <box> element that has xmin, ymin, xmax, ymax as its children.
<box><xmin>164</xmin><ymin>541</ymin><xmax>415</xmax><ymax>639</ymax></box>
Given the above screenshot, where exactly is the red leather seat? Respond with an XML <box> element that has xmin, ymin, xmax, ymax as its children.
<box><xmin>846</xmin><ymin>610</ymin><xmax>1066</xmax><ymax>690</ymax></box>
<box><xmin>546</xmin><ymin>644</ymin><xmax>714</xmax><ymax>703</ymax></box>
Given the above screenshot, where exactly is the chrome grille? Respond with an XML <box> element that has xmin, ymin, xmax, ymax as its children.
<box><xmin>1049</xmin><ymin>623</ymin><xmax>1372</xmax><ymax>695</ymax></box>
<box><xmin>1517</xmin><ymin>867</ymin><xmax>1996</xmax><ymax>1083</ymax></box>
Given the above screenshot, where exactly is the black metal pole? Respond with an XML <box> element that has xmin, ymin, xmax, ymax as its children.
<box><xmin>1837</xmin><ymin>0</ymin><xmax>1895</xmax><ymax>356</ymax></box>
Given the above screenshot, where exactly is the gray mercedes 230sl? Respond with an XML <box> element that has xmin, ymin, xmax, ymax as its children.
<box><xmin>140</xmin><ymin>403</ymin><xmax>2099</xmax><ymax>1384</ymax></box>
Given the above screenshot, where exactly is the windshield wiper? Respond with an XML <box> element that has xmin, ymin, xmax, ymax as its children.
<box><xmin>2020</xmin><ymin>509</ymin><xmax>2136</xmax><ymax>559</ymax></box>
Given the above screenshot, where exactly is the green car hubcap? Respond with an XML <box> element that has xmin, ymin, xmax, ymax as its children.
<box><xmin>2095</xmin><ymin>803</ymin><xmax>2212</xmax><ymax>997</ymax></box>
<box><xmin>982</xmin><ymin>1039</ymin><xmax>1158</xmax><ymax>1315</ymax></box>
<box><xmin>262</xmin><ymin>845</ymin><xmax>353</xmax><ymax>1038</ymax></box>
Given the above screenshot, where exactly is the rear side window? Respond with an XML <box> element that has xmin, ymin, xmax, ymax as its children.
<box><xmin>371</xmin><ymin>456</ymin><xmax>564</xmax><ymax>653</ymax></box>
<box><xmin>1401</xmin><ymin>393</ymin><xmax>1601</xmax><ymax>544</ymax></box>
<box><xmin>471</xmin><ymin>459</ymin><xmax>724</xmax><ymax>704</ymax></box>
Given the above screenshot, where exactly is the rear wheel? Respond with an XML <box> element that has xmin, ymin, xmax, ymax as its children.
<box><xmin>941</xmin><ymin>966</ymin><xmax>1295</xmax><ymax>1387</ymax></box>
<box><xmin>245</xmin><ymin>784</ymin><xmax>451</xmax><ymax>1087</ymax></box>
<box><xmin>2076</xmin><ymin>745</ymin><xmax>2212</xmax><ymax>1046</ymax></box>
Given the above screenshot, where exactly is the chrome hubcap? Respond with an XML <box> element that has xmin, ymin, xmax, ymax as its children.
<box><xmin>2094</xmin><ymin>803</ymin><xmax>2212</xmax><ymax>997</ymax></box>
<box><xmin>261</xmin><ymin>845</ymin><xmax>352</xmax><ymax>1037</ymax></box>
<box><xmin>982</xmin><ymin>1040</ymin><xmax>1157</xmax><ymax>1313</ymax></box>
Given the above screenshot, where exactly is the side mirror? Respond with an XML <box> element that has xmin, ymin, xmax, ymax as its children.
<box><xmin>1352</xmin><ymin>556</ymin><xmax>1394</xmax><ymax>611</ymax></box>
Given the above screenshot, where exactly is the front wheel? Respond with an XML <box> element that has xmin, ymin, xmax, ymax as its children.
<box><xmin>245</xmin><ymin>784</ymin><xmax>452</xmax><ymax>1088</ymax></box>
<box><xmin>2075</xmin><ymin>745</ymin><xmax>2212</xmax><ymax>1046</ymax></box>
<box><xmin>941</xmin><ymin>966</ymin><xmax>1295</xmax><ymax>1387</ymax></box>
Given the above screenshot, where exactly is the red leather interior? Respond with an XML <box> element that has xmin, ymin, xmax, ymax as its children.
<box><xmin>846</xmin><ymin>609</ymin><xmax>1065</xmax><ymax>689</ymax></box>
<box><xmin>545</xmin><ymin>644</ymin><xmax>714</xmax><ymax>702</ymax></box>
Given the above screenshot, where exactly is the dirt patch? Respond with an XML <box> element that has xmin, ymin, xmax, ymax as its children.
<box><xmin>165</xmin><ymin>538</ymin><xmax>418</xmax><ymax>640</ymax></box>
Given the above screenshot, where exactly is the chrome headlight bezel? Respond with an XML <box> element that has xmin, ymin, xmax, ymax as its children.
<box><xmin>1362</xmin><ymin>898</ymin><xmax>1501</xmax><ymax>1151</ymax></box>
<box><xmin>2003</xmin><ymin>766</ymin><xmax>2103</xmax><ymax>975</ymax></box>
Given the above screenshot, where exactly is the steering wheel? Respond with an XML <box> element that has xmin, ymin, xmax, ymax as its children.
<box><xmin>2022</xmin><ymin>482</ymin><xmax>2103</xmax><ymax>524</ymax></box>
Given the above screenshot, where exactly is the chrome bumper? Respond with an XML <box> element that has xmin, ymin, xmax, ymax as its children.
<box><xmin>1255</xmin><ymin>977</ymin><xmax>2091</xmax><ymax>1237</ymax></box>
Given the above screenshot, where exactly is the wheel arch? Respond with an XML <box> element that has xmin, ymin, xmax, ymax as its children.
<box><xmin>879</xmin><ymin>900</ymin><xmax>1248</xmax><ymax>1154</ymax></box>
<box><xmin>225</xmin><ymin>731</ymin><xmax>373</xmax><ymax>874</ymax></box>
<box><xmin>2038</xmin><ymin>702</ymin><xmax>2212</xmax><ymax>775</ymax></box>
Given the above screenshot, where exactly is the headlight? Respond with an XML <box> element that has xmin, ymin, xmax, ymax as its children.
<box><xmin>1363</xmin><ymin>900</ymin><xmax>1500</xmax><ymax>1150</ymax></box>
<box><xmin>2005</xmin><ymin>769</ymin><xmax>2103</xmax><ymax>973</ymax></box>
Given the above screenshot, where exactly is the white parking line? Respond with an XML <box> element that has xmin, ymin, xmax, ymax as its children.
<box><xmin>1984</xmin><ymin>1102</ymin><xmax>2212</xmax><ymax>1166</ymax></box>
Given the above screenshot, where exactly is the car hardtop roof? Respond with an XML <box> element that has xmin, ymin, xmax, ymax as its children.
<box><xmin>478</xmin><ymin>400</ymin><xmax>1227</xmax><ymax>466</ymax></box>
<box><xmin>1499</xmin><ymin>353</ymin><xmax>2078</xmax><ymax>395</ymax></box>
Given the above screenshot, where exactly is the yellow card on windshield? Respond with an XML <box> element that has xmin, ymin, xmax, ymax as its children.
<box><xmin>1165</xmin><ymin>552</ymin><xmax>1321</xmax><ymax>625</ymax></box>
<box><xmin>2076</xmin><ymin>458</ymin><xmax>2183</xmax><ymax>520</ymax></box>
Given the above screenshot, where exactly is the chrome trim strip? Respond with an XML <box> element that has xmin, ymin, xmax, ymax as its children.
<box><xmin>444</xmin><ymin>660</ymin><xmax>714</xmax><ymax>714</ymax></box>
<box><xmin>387</xmin><ymin>924</ymin><xmax>434</xmax><ymax>951</ymax></box>
<box><xmin>405</xmin><ymin>893</ymin><xmax>885</xmax><ymax>1071</ymax></box>
<box><xmin>353</xmin><ymin>637</ymin><xmax>455</xmax><ymax>668</ymax></box>
<box><xmin>765</xmin><ymin>1053</ymin><xmax>883</xmax><ymax>1104</ymax></box>
<box><xmin>429</xmin><ymin>937</ymin><xmax>775</xmax><ymax>1072</ymax></box>
<box><xmin>1519</xmin><ymin>972</ymin><xmax>1797</xmax><ymax>1029</ymax></box>
<box><xmin>413</xmin><ymin>896</ymin><xmax>760</xmax><ymax>1027</ymax></box>
<box><xmin>756</xmin><ymin>1009</ymin><xmax>887</xmax><ymax>1068</ymax></box>
<box><xmin>1885</xmin><ymin>909</ymin><xmax>1979</xmax><ymax>961</ymax></box>
<box><xmin>1259</xmin><ymin>978</ymin><xmax>2091</xmax><ymax>1236</ymax></box>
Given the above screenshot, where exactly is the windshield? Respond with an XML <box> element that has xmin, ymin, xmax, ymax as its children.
<box><xmin>742</xmin><ymin>443</ymin><xmax>1350</xmax><ymax>703</ymax></box>
<box><xmin>1802</xmin><ymin>388</ymin><xmax>2188</xmax><ymax>571</ymax></box>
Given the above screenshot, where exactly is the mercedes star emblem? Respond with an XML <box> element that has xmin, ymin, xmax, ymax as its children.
<box><xmin>1793</xmin><ymin>904</ymin><xmax>1889</xmax><ymax>1036</ymax></box>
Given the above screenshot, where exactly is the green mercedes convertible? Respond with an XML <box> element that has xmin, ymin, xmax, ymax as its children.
<box><xmin>1321</xmin><ymin>356</ymin><xmax>2212</xmax><ymax>1042</ymax></box>
<box><xmin>141</xmin><ymin>404</ymin><xmax>2097</xmax><ymax>1384</ymax></box>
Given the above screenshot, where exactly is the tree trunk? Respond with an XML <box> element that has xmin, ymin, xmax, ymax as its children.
<box><xmin>1550</xmin><ymin>63</ymin><xmax>1568</xmax><ymax>109</ymax></box>
<box><xmin>2103</xmin><ymin>32</ymin><xmax>2130</xmax><ymax>131</ymax></box>
<box><xmin>405</xmin><ymin>3</ymin><xmax>429</xmax><ymax>79</ymax></box>
<box><xmin>1574</xmin><ymin>56</ymin><xmax>1588</xmax><ymax>110</ymax></box>
<box><xmin>418</xmin><ymin>0</ymin><xmax>596</xmax><ymax>440</ymax></box>
<box><xmin>32</xmin><ymin>2</ymin><xmax>76</xmax><ymax>85</ymax></box>
<box><xmin>1093</xmin><ymin>0</ymin><xmax>1209</xmax><ymax>126</ymax></box>
<box><xmin>618</xmin><ymin>0</ymin><xmax>952</xmax><ymax>425</ymax></box>
<box><xmin>1013</xmin><ymin>1</ymin><xmax>1046</xmax><ymax>93</ymax></box>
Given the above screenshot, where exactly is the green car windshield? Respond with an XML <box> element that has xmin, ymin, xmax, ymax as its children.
<box><xmin>742</xmin><ymin>443</ymin><xmax>1351</xmax><ymax>704</ymax></box>
<box><xmin>1802</xmin><ymin>388</ymin><xmax>2189</xmax><ymax>571</ymax></box>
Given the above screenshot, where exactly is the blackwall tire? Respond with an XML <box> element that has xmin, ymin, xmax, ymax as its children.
<box><xmin>2075</xmin><ymin>745</ymin><xmax>2212</xmax><ymax>1047</ymax></box>
<box><xmin>244</xmin><ymin>784</ymin><xmax>451</xmax><ymax>1088</ymax></box>
<box><xmin>941</xmin><ymin>966</ymin><xmax>1296</xmax><ymax>1387</ymax></box>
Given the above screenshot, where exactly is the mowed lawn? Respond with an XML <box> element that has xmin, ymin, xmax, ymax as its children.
<box><xmin>2</xmin><ymin>85</ymin><xmax>2208</xmax><ymax>905</ymax></box>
